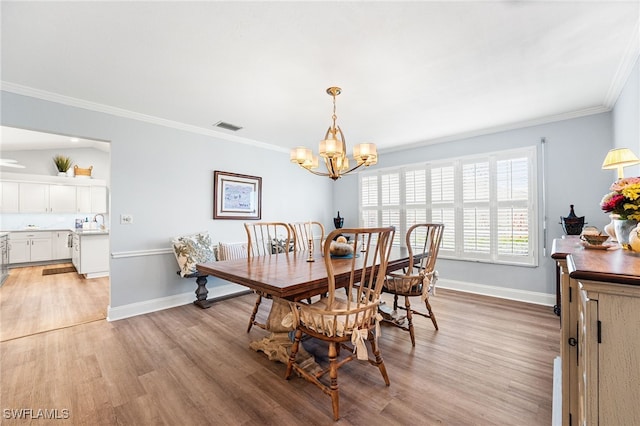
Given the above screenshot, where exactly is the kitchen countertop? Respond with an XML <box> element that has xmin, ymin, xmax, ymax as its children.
<box><xmin>2</xmin><ymin>228</ymin><xmax>109</xmax><ymax>235</ymax></box>
<box><xmin>73</xmin><ymin>229</ymin><xmax>109</xmax><ymax>235</ymax></box>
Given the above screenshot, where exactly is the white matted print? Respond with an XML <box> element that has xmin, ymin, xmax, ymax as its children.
<box><xmin>213</xmin><ymin>171</ymin><xmax>262</xmax><ymax>220</ymax></box>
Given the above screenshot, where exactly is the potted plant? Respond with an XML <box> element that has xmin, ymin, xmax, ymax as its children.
<box><xmin>53</xmin><ymin>155</ymin><xmax>72</xmax><ymax>176</ymax></box>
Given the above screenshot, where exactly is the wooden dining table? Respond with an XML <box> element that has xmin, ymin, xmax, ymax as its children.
<box><xmin>196</xmin><ymin>247</ymin><xmax>415</xmax><ymax>366</ymax></box>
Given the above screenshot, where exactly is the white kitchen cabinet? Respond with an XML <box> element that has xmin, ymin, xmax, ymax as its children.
<box><xmin>72</xmin><ymin>232</ymin><xmax>109</xmax><ymax>278</ymax></box>
<box><xmin>18</xmin><ymin>183</ymin><xmax>77</xmax><ymax>213</ymax></box>
<box><xmin>49</xmin><ymin>185</ymin><xmax>77</xmax><ymax>213</ymax></box>
<box><xmin>76</xmin><ymin>186</ymin><xmax>91</xmax><ymax>212</ymax></box>
<box><xmin>8</xmin><ymin>231</ymin><xmax>53</xmax><ymax>264</ymax></box>
<box><xmin>18</xmin><ymin>183</ymin><xmax>49</xmax><ymax>213</ymax></box>
<box><xmin>0</xmin><ymin>181</ymin><xmax>19</xmax><ymax>213</ymax></box>
<box><xmin>1</xmin><ymin>176</ymin><xmax>109</xmax><ymax>214</ymax></box>
<box><xmin>52</xmin><ymin>231</ymin><xmax>73</xmax><ymax>260</ymax></box>
<box><xmin>91</xmin><ymin>186</ymin><xmax>108</xmax><ymax>213</ymax></box>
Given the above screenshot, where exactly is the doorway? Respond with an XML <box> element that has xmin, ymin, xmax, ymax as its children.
<box><xmin>0</xmin><ymin>126</ymin><xmax>111</xmax><ymax>341</ymax></box>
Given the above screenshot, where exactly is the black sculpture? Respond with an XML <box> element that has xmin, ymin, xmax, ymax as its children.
<box><xmin>561</xmin><ymin>205</ymin><xmax>585</xmax><ymax>235</ymax></box>
<box><xmin>333</xmin><ymin>211</ymin><xmax>344</xmax><ymax>229</ymax></box>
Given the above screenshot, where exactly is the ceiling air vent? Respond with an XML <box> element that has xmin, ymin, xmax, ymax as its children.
<box><xmin>213</xmin><ymin>121</ymin><xmax>243</xmax><ymax>132</ymax></box>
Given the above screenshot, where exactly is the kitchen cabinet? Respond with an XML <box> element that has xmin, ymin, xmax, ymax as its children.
<box><xmin>0</xmin><ymin>182</ymin><xmax>19</xmax><ymax>213</ymax></box>
<box><xmin>18</xmin><ymin>183</ymin><xmax>50</xmax><ymax>213</ymax></box>
<box><xmin>70</xmin><ymin>185</ymin><xmax>107</xmax><ymax>213</ymax></box>
<box><xmin>91</xmin><ymin>186</ymin><xmax>108</xmax><ymax>213</ymax></box>
<box><xmin>8</xmin><ymin>231</ymin><xmax>53</xmax><ymax>264</ymax></box>
<box><xmin>49</xmin><ymin>185</ymin><xmax>77</xmax><ymax>213</ymax></box>
<box><xmin>52</xmin><ymin>231</ymin><xmax>73</xmax><ymax>260</ymax></box>
<box><xmin>0</xmin><ymin>234</ymin><xmax>8</xmax><ymax>286</ymax></box>
<box><xmin>76</xmin><ymin>186</ymin><xmax>91</xmax><ymax>212</ymax></box>
<box><xmin>18</xmin><ymin>183</ymin><xmax>78</xmax><ymax>213</ymax></box>
<box><xmin>72</xmin><ymin>231</ymin><xmax>109</xmax><ymax>278</ymax></box>
<box><xmin>1</xmin><ymin>176</ymin><xmax>109</xmax><ymax>214</ymax></box>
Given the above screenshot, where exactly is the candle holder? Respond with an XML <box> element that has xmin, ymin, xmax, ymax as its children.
<box><xmin>360</xmin><ymin>234</ymin><xmax>367</xmax><ymax>252</ymax></box>
<box><xmin>306</xmin><ymin>238</ymin><xmax>315</xmax><ymax>262</ymax></box>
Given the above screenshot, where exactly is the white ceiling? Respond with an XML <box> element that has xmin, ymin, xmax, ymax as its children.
<box><xmin>0</xmin><ymin>126</ymin><xmax>109</xmax><ymax>153</ymax></box>
<box><xmin>1</xmin><ymin>1</ymin><xmax>639</xmax><ymax>154</ymax></box>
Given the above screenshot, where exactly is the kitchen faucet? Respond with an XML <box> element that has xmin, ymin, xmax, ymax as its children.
<box><xmin>93</xmin><ymin>214</ymin><xmax>105</xmax><ymax>229</ymax></box>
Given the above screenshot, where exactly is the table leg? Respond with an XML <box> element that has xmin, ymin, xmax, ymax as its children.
<box><xmin>249</xmin><ymin>297</ymin><xmax>322</xmax><ymax>375</ymax></box>
<box><xmin>193</xmin><ymin>275</ymin><xmax>213</xmax><ymax>309</ymax></box>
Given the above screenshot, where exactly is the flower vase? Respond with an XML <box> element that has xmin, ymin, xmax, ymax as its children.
<box><xmin>604</xmin><ymin>215</ymin><xmax>618</xmax><ymax>241</ymax></box>
<box><xmin>613</xmin><ymin>219</ymin><xmax>639</xmax><ymax>248</ymax></box>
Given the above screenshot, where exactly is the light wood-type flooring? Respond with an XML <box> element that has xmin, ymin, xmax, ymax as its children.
<box><xmin>1</xmin><ymin>275</ymin><xmax>559</xmax><ymax>425</ymax></box>
<box><xmin>0</xmin><ymin>263</ymin><xmax>109</xmax><ymax>342</ymax></box>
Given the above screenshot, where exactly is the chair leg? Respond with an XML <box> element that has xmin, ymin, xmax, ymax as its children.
<box><xmin>393</xmin><ymin>294</ymin><xmax>399</xmax><ymax>311</ymax></box>
<box><xmin>425</xmin><ymin>298</ymin><xmax>439</xmax><ymax>330</ymax></box>
<box><xmin>247</xmin><ymin>293</ymin><xmax>262</xmax><ymax>333</ymax></box>
<box><xmin>328</xmin><ymin>342</ymin><xmax>340</xmax><ymax>421</ymax></box>
<box><xmin>368</xmin><ymin>330</ymin><xmax>390</xmax><ymax>386</ymax></box>
<box><xmin>285</xmin><ymin>329</ymin><xmax>303</xmax><ymax>380</ymax></box>
<box><xmin>405</xmin><ymin>296</ymin><xmax>416</xmax><ymax>347</ymax></box>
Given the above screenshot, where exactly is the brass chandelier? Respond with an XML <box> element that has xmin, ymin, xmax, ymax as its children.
<box><xmin>290</xmin><ymin>87</ymin><xmax>378</xmax><ymax>180</ymax></box>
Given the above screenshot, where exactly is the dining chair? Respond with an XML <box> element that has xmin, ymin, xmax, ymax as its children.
<box><xmin>285</xmin><ymin>226</ymin><xmax>396</xmax><ymax>421</ymax></box>
<box><xmin>244</xmin><ymin>222</ymin><xmax>293</xmax><ymax>332</ymax></box>
<box><xmin>382</xmin><ymin>223</ymin><xmax>444</xmax><ymax>346</ymax></box>
<box><xmin>288</xmin><ymin>221</ymin><xmax>326</xmax><ymax>253</ymax></box>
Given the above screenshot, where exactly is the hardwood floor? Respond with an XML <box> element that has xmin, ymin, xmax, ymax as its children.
<box><xmin>0</xmin><ymin>263</ymin><xmax>109</xmax><ymax>342</ymax></box>
<box><xmin>0</xmin><ymin>288</ymin><xmax>559</xmax><ymax>425</ymax></box>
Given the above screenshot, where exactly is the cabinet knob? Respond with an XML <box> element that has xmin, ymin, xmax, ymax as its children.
<box><xmin>568</xmin><ymin>337</ymin><xmax>577</xmax><ymax>346</ymax></box>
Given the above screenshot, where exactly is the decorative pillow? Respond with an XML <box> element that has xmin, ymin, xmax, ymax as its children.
<box><xmin>172</xmin><ymin>231</ymin><xmax>215</xmax><ymax>277</ymax></box>
<box><xmin>217</xmin><ymin>242</ymin><xmax>248</xmax><ymax>261</ymax></box>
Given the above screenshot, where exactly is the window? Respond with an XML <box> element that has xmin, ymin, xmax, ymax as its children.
<box><xmin>359</xmin><ymin>146</ymin><xmax>537</xmax><ymax>266</ymax></box>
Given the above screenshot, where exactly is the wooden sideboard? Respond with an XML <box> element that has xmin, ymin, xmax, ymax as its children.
<box><xmin>552</xmin><ymin>238</ymin><xmax>640</xmax><ymax>426</ymax></box>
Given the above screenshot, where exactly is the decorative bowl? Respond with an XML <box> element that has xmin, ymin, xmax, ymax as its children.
<box><xmin>329</xmin><ymin>241</ymin><xmax>354</xmax><ymax>257</ymax></box>
<box><xmin>580</xmin><ymin>234</ymin><xmax>609</xmax><ymax>246</ymax></box>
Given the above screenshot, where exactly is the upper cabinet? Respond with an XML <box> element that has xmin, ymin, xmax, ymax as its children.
<box><xmin>49</xmin><ymin>184</ymin><xmax>78</xmax><ymax>213</ymax></box>
<box><xmin>18</xmin><ymin>183</ymin><xmax>50</xmax><ymax>212</ymax></box>
<box><xmin>91</xmin><ymin>186</ymin><xmax>108</xmax><ymax>213</ymax></box>
<box><xmin>1</xmin><ymin>174</ymin><xmax>108</xmax><ymax>214</ymax></box>
<box><xmin>0</xmin><ymin>181</ymin><xmax>19</xmax><ymax>213</ymax></box>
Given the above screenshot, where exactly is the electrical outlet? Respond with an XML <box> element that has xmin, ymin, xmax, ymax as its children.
<box><xmin>120</xmin><ymin>214</ymin><xmax>133</xmax><ymax>224</ymax></box>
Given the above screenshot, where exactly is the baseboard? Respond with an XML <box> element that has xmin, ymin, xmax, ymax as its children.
<box><xmin>108</xmin><ymin>279</ymin><xmax>555</xmax><ymax>322</ymax></box>
<box><xmin>106</xmin><ymin>283</ymin><xmax>247</xmax><ymax>321</ymax></box>
<box><xmin>437</xmin><ymin>278</ymin><xmax>556</xmax><ymax>306</ymax></box>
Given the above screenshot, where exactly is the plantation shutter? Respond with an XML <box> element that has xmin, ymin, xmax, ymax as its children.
<box><xmin>431</xmin><ymin>166</ymin><xmax>455</xmax><ymax>251</ymax></box>
<box><xmin>496</xmin><ymin>157</ymin><xmax>530</xmax><ymax>258</ymax></box>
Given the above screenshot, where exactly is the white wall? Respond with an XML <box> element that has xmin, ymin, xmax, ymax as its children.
<box><xmin>612</xmin><ymin>57</ymin><xmax>640</xmax><ymax>176</ymax></box>
<box><xmin>1</xmin><ymin>91</ymin><xmax>334</xmax><ymax>311</ymax></box>
<box><xmin>334</xmin><ymin>112</ymin><xmax>614</xmax><ymax>297</ymax></box>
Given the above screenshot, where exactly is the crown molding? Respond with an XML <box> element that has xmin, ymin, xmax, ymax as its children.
<box><xmin>0</xmin><ymin>82</ymin><xmax>288</xmax><ymax>154</ymax></box>
<box><xmin>603</xmin><ymin>19</ymin><xmax>640</xmax><ymax>108</ymax></box>
<box><xmin>381</xmin><ymin>105</ymin><xmax>611</xmax><ymax>154</ymax></box>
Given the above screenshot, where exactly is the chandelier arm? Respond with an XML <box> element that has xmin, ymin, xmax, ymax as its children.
<box><xmin>297</xmin><ymin>164</ymin><xmax>331</xmax><ymax>177</ymax></box>
<box><xmin>341</xmin><ymin>162</ymin><xmax>367</xmax><ymax>175</ymax></box>
<box><xmin>325</xmin><ymin>157</ymin><xmax>339</xmax><ymax>178</ymax></box>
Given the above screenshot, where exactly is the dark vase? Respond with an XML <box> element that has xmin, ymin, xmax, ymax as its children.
<box><xmin>560</xmin><ymin>205</ymin><xmax>585</xmax><ymax>235</ymax></box>
<box><xmin>333</xmin><ymin>211</ymin><xmax>344</xmax><ymax>229</ymax></box>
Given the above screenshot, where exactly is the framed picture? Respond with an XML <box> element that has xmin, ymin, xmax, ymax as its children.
<box><xmin>213</xmin><ymin>171</ymin><xmax>262</xmax><ymax>220</ymax></box>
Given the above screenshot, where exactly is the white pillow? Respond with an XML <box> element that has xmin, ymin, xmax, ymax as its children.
<box><xmin>217</xmin><ymin>242</ymin><xmax>248</xmax><ymax>261</ymax></box>
<box><xmin>172</xmin><ymin>231</ymin><xmax>215</xmax><ymax>277</ymax></box>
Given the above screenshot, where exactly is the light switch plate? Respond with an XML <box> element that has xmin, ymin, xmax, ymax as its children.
<box><xmin>120</xmin><ymin>214</ymin><xmax>133</xmax><ymax>224</ymax></box>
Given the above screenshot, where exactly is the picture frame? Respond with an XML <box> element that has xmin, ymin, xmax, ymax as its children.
<box><xmin>213</xmin><ymin>171</ymin><xmax>262</xmax><ymax>220</ymax></box>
